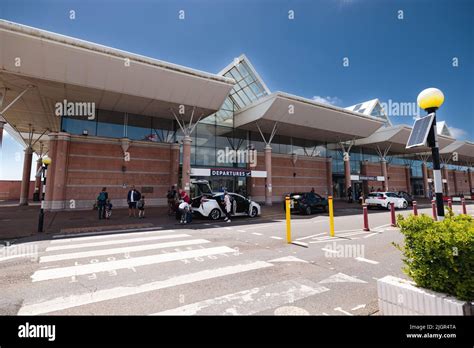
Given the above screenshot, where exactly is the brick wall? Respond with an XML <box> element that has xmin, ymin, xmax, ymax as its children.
<box><xmin>0</xmin><ymin>180</ymin><xmax>36</xmax><ymax>200</ymax></box>
<box><xmin>362</xmin><ymin>162</ymin><xmax>384</xmax><ymax>192</ymax></box>
<box><xmin>44</xmin><ymin>133</ymin><xmax>179</xmax><ymax>210</ymax></box>
<box><xmin>387</xmin><ymin>164</ymin><xmax>409</xmax><ymax>192</ymax></box>
<box><xmin>250</xmin><ymin>153</ymin><xmax>330</xmax><ymax>203</ymax></box>
<box><xmin>359</xmin><ymin>162</ymin><xmax>409</xmax><ymax>193</ymax></box>
<box><xmin>453</xmin><ymin>171</ymin><xmax>471</xmax><ymax>195</ymax></box>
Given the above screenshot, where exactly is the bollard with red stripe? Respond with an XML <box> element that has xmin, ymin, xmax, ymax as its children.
<box><xmin>461</xmin><ymin>198</ymin><xmax>467</xmax><ymax>214</ymax></box>
<box><xmin>413</xmin><ymin>201</ymin><xmax>418</xmax><ymax>216</ymax></box>
<box><xmin>431</xmin><ymin>199</ymin><xmax>437</xmax><ymax>220</ymax></box>
<box><xmin>448</xmin><ymin>198</ymin><xmax>452</xmax><ymax>210</ymax></box>
<box><xmin>390</xmin><ymin>202</ymin><xmax>396</xmax><ymax>227</ymax></box>
<box><xmin>363</xmin><ymin>203</ymin><xmax>370</xmax><ymax>231</ymax></box>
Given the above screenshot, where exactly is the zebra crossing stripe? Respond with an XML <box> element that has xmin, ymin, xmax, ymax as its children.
<box><xmin>46</xmin><ymin>234</ymin><xmax>190</xmax><ymax>252</ymax></box>
<box><xmin>152</xmin><ymin>279</ymin><xmax>329</xmax><ymax>315</ymax></box>
<box><xmin>31</xmin><ymin>246</ymin><xmax>235</xmax><ymax>282</ymax></box>
<box><xmin>18</xmin><ymin>261</ymin><xmax>273</xmax><ymax>315</ymax></box>
<box><xmin>40</xmin><ymin>239</ymin><xmax>211</xmax><ymax>263</ymax></box>
<box><xmin>51</xmin><ymin>229</ymin><xmax>175</xmax><ymax>244</ymax></box>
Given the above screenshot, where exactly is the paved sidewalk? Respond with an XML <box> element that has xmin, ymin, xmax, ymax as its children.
<box><xmin>0</xmin><ymin>197</ymin><xmax>459</xmax><ymax>241</ymax></box>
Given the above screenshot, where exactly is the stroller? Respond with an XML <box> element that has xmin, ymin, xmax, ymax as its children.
<box><xmin>105</xmin><ymin>201</ymin><xmax>113</xmax><ymax>219</ymax></box>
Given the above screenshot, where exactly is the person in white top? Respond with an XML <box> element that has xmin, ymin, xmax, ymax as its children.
<box><xmin>223</xmin><ymin>190</ymin><xmax>232</xmax><ymax>223</ymax></box>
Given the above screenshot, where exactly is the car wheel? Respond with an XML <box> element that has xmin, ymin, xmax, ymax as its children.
<box><xmin>249</xmin><ymin>206</ymin><xmax>258</xmax><ymax>218</ymax></box>
<box><xmin>209</xmin><ymin>208</ymin><xmax>221</xmax><ymax>220</ymax></box>
<box><xmin>402</xmin><ymin>201</ymin><xmax>408</xmax><ymax>209</ymax></box>
<box><xmin>305</xmin><ymin>206</ymin><xmax>312</xmax><ymax>215</ymax></box>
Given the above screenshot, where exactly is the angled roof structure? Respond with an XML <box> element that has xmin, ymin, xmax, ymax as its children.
<box><xmin>354</xmin><ymin>124</ymin><xmax>456</xmax><ymax>155</ymax></box>
<box><xmin>440</xmin><ymin>140</ymin><xmax>474</xmax><ymax>164</ymax></box>
<box><xmin>436</xmin><ymin>121</ymin><xmax>452</xmax><ymax>137</ymax></box>
<box><xmin>345</xmin><ymin>99</ymin><xmax>392</xmax><ymax>126</ymax></box>
<box><xmin>234</xmin><ymin>92</ymin><xmax>386</xmax><ymax>142</ymax></box>
<box><xmin>0</xmin><ymin>19</ymin><xmax>235</xmax><ymax>153</ymax></box>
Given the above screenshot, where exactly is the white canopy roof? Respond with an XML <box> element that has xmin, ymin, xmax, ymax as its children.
<box><xmin>234</xmin><ymin>92</ymin><xmax>386</xmax><ymax>142</ymax></box>
<box><xmin>0</xmin><ymin>20</ymin><xmax>235</xmax><ymax>152</ymax></box>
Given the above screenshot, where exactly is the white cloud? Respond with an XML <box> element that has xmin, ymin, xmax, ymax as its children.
<box><xmin>449</xmin><ymin>127</ymin><xmax>467</xmax><ymax>140</ymax></box>
<box><xmin>312</xmin><ymin>96</ymin><xmax>342</xmax><ymax>106</ymax></box>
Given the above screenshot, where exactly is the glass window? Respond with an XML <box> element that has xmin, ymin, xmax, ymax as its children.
<box><xmin>237</xmin><ymin>62</ymin><xmax>250</xmax><ymax>78</ymax></box>
<box><xmin>250</xmin><ymin>131</ymin><xmax>266</xmax><ymax>152</ymax></box>
<box><xmin>195</xmin><ymin>147</ymin><xmax>215</xmax><ymax>166</ymax></box>
<box><xmin>215</xmin><ymin>126</ymin><xmax>234</xmax><ymax>149</ymax></box>
<box><xmin>237</xmin><ymin>90</ymin><xmax>251</xmax><ymax>105</ymax></box>
<box><xmin>97</xmin><ymin>110</ymin><xmax>124</xmax><ymax>138</ymax></box>
<box><xmin>127</xmin><ymin>114</ymin><xmax>152</xmax><ymax>141</ymax></box>
<box><xmin>228</xmin><ymin>67</ymin><xmax>242</xmax><ymax>81</ymax></box>
<box><xmin>62</xmin><ymin>117</ymin><xmax>97</xmax><ymax>136</ymax></box>
<box><xmin>196</xmin><ymin>123</ymin><xmax>216</xmax><ymax>148</ymax></box>
<box><xmin>151</xmin><ymin>117</ymin><xmax>175</xmax><ymax>143</ymax></box>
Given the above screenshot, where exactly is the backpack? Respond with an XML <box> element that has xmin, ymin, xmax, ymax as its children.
<box><xmin>98</xmin><ymin>192</ymin><xmax>107</xmax><ymax>202</ymax></box>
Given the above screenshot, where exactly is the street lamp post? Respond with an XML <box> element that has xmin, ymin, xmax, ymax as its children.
<box><xmin>37</xmin><ymin>156</ymin><xmax>51</xmax><ymax>232</ymax></box>
<box><xmin>417</xmin><ymin>88</ymin><xmax>445</xmax><ymax>220</ymax></box>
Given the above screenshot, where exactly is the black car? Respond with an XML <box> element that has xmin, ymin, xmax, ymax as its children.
<box><xmin>283</xmin><ymin>192</ymin><xmax>328</xmax><ymax>215</ymax></box>
<box><xmin>397</xmin><ymin>191</ymin><xmax>414</xmax><ymax>206</ymax></box>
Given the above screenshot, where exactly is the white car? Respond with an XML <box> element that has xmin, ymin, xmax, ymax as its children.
<box><xmin>191</xmin><ymin>192</ymin><xmax>261</xmax><ymax>220</ymax></box>
<box><xmin>365</xmin><ymin>192</ymin><xmax>408</xmax><ymax>210</ymax></box>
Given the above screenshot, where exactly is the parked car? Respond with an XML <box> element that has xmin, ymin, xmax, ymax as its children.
<box><xmin>283</xmin><ymin>192</ymin><xmax>328</xmax><ymax>215</ymax></box>
<box><xmin>397</xmin><ymin>191</ymin><xmax>414</xmax><ymax>206</ymax></box>
<box><xmin>365</xmin><ymin>192</ymin><xmax>408</xmax><ymax>210</ymax></box>
<box><xmin>191</xmin><ymin>192</ymin><xmax>261</xmax><ymax>220</ymax></box>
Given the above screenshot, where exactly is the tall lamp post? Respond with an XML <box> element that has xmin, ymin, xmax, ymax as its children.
<box><xmin>417</xmin><ymin>88</ymin><xmax>445</xmax><ymax>220</ymax></box>
<box><xmin>37</xmin><ymin>155</ymin><xmax>51</xmax><ymax>232</ymax></box>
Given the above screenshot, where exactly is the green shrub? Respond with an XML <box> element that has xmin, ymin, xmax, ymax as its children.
<box><xmin>394</xmin><ymin>212</ymin><xmax>474</xmax><ymax>301</ymax></box>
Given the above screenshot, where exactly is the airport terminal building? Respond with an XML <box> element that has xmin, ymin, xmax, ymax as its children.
<box><xmin>1</xmin><ymin>20</ymin><xmax>473</xmax><ymax>210</ymax></box>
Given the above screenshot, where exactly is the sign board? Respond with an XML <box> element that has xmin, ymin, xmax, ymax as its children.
<box><xmin>211</xmin><ymin>168</ymin><xmax>251</xmax><ymax>177</ymax></box>
<box><xmin>406</xmin><ymin>113</ymin><xmax>435</xmax><ymax>149</ymax></box>
<box><xmin>191</xmin><ymin>168</ymin><xmax>267</xmax><ymax>178</ymax></box>
<box><xmin>351</xmin><ymin>175</ymin><xmax>385</xmax><ymax>182</ymax></box>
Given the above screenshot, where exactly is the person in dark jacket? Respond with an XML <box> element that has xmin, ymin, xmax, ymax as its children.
<box><xmin>97</xmin><ymin>187</ymin><xmax>108</xmax><ymax>220</ymax></box>
<box><xmin>127</xmin><ymin>185</ymin><xmax>142</xmax><ymax>218</ymax></box>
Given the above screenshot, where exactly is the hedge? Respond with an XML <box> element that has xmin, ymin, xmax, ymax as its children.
<box><xmin>395</xmin><ymin>211</ymin><xmax>474</xmax><ymax>301</ymax></box>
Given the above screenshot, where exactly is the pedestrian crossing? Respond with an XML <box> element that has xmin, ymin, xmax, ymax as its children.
<box><xmin>17</xmin><ymin>228</ymin><xmax>330</xmax><ymax>315</ymax></box>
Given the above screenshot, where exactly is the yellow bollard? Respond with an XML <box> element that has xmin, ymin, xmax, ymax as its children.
<box><xmin>328</xmin><ymin>195</ymin><xmax>335</xmax><ymax>237</ymax></box>
<box><xmin>285</xmin><ymin>196</ymin><xmax>291</xmax><ymax>243</ymax></box>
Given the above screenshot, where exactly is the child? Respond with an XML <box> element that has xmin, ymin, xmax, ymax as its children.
<box><xmin>178</xmin><ymin>200</ymin><xmax>191</xmax><ymax>224</ymax></box>
<box><xmin>138</xmin><ymin>195</ymin><xmax>145</xmax><ymax>219</ymax></box>
<box><xmin>105</xmin><ymin>200</ymin><xmax>113</xmax><ymax>219</ymax></box>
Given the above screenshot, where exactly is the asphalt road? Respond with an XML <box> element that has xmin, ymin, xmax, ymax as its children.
<box><xmin>0</xmin><ymin>204</ymin><xmax>472</xmax><ymax>316</ymax></box>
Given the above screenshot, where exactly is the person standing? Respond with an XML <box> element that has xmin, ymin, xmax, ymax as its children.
<box><xmin>179</xmin><ymin>188</ymin><xmax>190</xmax><ymax>204</ymax></box>
<box><xmin>347</xmin><ymin>186</ymin><xmax>353</xmax><ymax>203</ymax></box>
<box><xmin>223</xmin><ymin>190</ymin><xmax>232</xmax><ymax>223</ymax></box>
<box><xmin>127</xmin><ymin>185</ymin><xmax>141</xmax><ymax>218</ymax></box>
<box><xmin>138</xmin><ymin>195</ymin><xmax>146</xmax><ymax>219</ymax></box>
<box><xmin>166</xmin><ymin>185</ymin><xmax>177</xmax><ymax>215</ymax></box>
<box><xmin>97</xmin><ymin>187</ymin><xmax>108</xmax><ymax>220</ymax></box>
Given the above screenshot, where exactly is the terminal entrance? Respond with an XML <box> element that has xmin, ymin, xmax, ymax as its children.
<box><xmin>192</xmin><ymin>176</ymin><xmax>249</xmax><ymax>196</ymax></box>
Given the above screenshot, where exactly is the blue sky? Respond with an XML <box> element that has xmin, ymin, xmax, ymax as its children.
<box><xmin>1</xmin><ymin>0</ymin><xmax>473</xmax><ymax>179</ymax></box>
